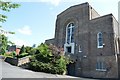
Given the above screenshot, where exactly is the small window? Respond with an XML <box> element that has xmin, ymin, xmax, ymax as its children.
<box><xmin>96</xmin><ymin>61</ymin><xmax>106</xmax><ymax>71</ymax></box>
<box><xmin>97</xmin><ymin>32</ymin><xmax>103</xmax><ymax>48</ymax></box>
<box><xmin>66</xmin><ymin>46</ymin><xmax>71</xmax><ymax>53</ymax></box>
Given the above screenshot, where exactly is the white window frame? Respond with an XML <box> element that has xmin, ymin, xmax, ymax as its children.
<box><xmin>97</xmin><ymin>32</ymin><xmax>103</xmax><ymax>48</ymax></box>
<box><xmin>64</xmin><ymin>43</ymin><xmax>75</xmax><ymax>54</ymax></box>
<box><xmin>96</xmin><ymin>61</ymin><xmax>106</xmax><ymax>71</ymax></box>
<box><xmin>64</xmin><ymin>22</ymin><xmax>75</xmax><ymax>54</ymax></box>
<box><xmin>66</xmin><ymin>23</ymin><xmax>75</xmax><ymax>44</ymax></box>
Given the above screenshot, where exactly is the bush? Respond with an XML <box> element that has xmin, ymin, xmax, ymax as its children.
<box><xmin>4</xmin><ymin>51</ymin><xmax>16</xmax><ymax>58</ymax></box>
<box><xmin>17</xmin><ymin>53</ymin><xmax>29</xmax><ymax>58</ymax></box>
<box><xmin>28</xmin><ymin>43</ymin><xmax>70</xmax><ymax>75</ymax></box>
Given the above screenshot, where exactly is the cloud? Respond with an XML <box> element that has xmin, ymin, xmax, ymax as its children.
<box><xmin>13</xmin><ymin>39</ymin><xmax>29</xmax><ymax>46</ymax></box>
<box><xmin>9</xmin><ymin>37</ymin><xmax>30</xmax><ymax>46</ymax></box>
<box><xmin>8</xmin><ymin>0</ymin><xmax>61</xmax><ymax>6</ymax></box>
<box><xmin>40</xmin><ymin>0</ymin><xmax>61</xmax><ymax>6</ymax></box>
<box><xmin>18</xmin><ymin>25</ymin><xmax>32</xmax><ymax>35</ymax></box>
<box><xmin>8</xmin><ymin>34</ymin><xmax>31</xmax><ymax>46</ymax></box>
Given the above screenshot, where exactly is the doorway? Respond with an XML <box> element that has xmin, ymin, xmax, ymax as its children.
<box><xmin>67</xmin><ymin>63</ymin><xmax>75</xmax><ymax>76</ymax></box>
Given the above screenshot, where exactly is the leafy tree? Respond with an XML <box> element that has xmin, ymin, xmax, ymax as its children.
<box><xmin>19</xmin><ymin>45</ymin><xmax>25</xmax><ymax>54</ymax></box>
<box><xmin>0</xmin><ymin>35</ymin><xmax>15</xmax><ymax>54</ymax></box>
<box><xmin>25</xmin><ymin>46</ymin><xmax>33</xmax><ymax>54</ymax></box>
<box><xmin>0</xmin><ymin>0</ymin><xmax>20</xmax><ymax>24</ymax></box>
<box><xmin>8</xmin><ymin>41</ymin><xmax>15</xmax><ymax>46</ymax></box>
<box><xmin>0</xmin><ymin>35</ymin><xmax>8</xmax><ymax>54</ymax></box>
<box><xmin>0</xmin><ymin>0</ymin><xmax>20</xmax><ymax>54</ymax></box>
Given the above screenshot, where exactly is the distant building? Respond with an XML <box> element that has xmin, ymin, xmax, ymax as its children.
<box><xmin>8</xmin><ymin>45</ymin><xmax>21</xmax><ymax>55</ymax></box>
<box><xmin>46</xmin><ymin>2</ymin><xmax>120</xmax><ymax>78</ymax></box>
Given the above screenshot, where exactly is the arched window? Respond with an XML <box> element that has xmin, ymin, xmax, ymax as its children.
<box><xmin>66</xmin><ymin>23</ymin><xmax>75</xmax><ymax>44</ymax></box>
<box><xmin>97</xmin><ymin>32</ymin><xmax>103</xmax><ymax>48</ymax></box>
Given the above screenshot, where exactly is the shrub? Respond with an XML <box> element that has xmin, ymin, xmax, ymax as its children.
<box><xmin>19</xmin><ymin>45</ymin><xmax>25</xmax><ymax>54</ymax></box>
<box><xmin>17</xmin><ymin>53</ymin><xmax>29</xmax><ymax>58</ymax></box>
<box><xmin>4</xmin><ymin>51</ymin><xmax>16</xmax><ymax>58</ymax></box>
<box><xmin>28</xmin><ymin>43</ymin><xmax>70</xmax><ymax>75</ymax></box>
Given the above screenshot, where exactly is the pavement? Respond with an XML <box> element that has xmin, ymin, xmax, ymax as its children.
<box><xmin>0</xmin><ymin>57</ymin><xmax>98</xmax><ymax>80</ymax></box>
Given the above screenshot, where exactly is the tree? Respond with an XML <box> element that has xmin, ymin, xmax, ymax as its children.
<box><xmin>0</xmin><ymin>34</ymin><xmax>15</xmax><ymax>54</ymax></box>
<box><xmin>0</xmin><ymin>0</ymin><xmax>20</xmax><ymax>34</ymax></box>
<box><xmin>25</xmin><ymin>46</ymin><xmax>32</xmax><ymax>53</ymax></box>
<box><xmin>0</xmin><ymin>35</ymin><xmax>8</xmax><ymax>54</ymax></box>
<box><xmin>19</xmin><ymin>45</ymin><xmax>25</xmax><ymax>54</ymax></box>
<box><xmin>0</xmin><ymin>0</ymin><xmax>20</xmax><ymax>54</ymax></box>
<box><xmin>0</xmin><ymin>0</ymin><xmax>20</xmax><ymax>24</ymax></box>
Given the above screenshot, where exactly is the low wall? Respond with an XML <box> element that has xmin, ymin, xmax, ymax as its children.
<box><xmin>5</xmin><ymin>56</ymin><xmax>30</xmax><ymax>66</ymax></box>
<box><xmin>5</xmin><ymin>57</ymin><xmax>18</xmax><ymax>66</ymax></box>
<box><xmin>18</xmin><ymin>56</ymin><xmax>30</xmax><ymax>66</ymax></box>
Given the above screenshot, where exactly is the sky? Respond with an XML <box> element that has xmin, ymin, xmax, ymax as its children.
<box><xmin>1</xmin><ymin>0</ymin><xmax>120</xmax><ymax>47</ymax></box>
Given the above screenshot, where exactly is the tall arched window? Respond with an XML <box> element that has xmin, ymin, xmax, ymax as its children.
<box><xmin>97</xmin><ymin>32</ymin><xmax>103</xmax><ymax>48</ymax></box>
<box><xmin>66</xmin><ymin>23</ymin><xmax>75</xmax><ymax>44</ymax></box>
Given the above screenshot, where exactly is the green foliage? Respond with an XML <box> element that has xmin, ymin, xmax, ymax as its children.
<box><xmin>24</xmin><ymin>46</ymin><xmax>33</xmax><ymax>54</ymax></box>
<box><xmin>0</xmin><ymin>35</ymin><xmax>15</xmax><ymax>55</ymax></box>
<box><xmin>0</xmin><ymin>0</ymin><xmax>20</xmax><ymax>55</ymax></box>
<box><xmin>0</xmin><ymin>0</ymin><xmax>20</xmax><ymax>23</ymax></box>
<box><xmin>4</xmin><ymin>51</ymin><xmax>16</xmax><ymax>58</ymax></box>
<box><xmin>29</xmin><ymin>43</ymin><xmax>70</xmax><ymax>75</ymax></box>
<box><xmin>16</xmin><ymin>45</ymin><xmax>30</xmax><ymax>58</ymax></box>
<box><xmin>0</xmin><ymin>35</ymin><xmax>8</xmax><ymax>54</ymax></box>
<box><xmin>30</xmin><ymin>48</ymin><xmax>37</xmax><ymax>55</ymax></box>
<box><xmin>19</xmin><ymin>45</ymin><xmax>25</xmax><ymax>54</ymax></box>
<box><xmin>17</xmin><ymin>53</ymin><xmax>29</xmax><ymax>58</ymax></box>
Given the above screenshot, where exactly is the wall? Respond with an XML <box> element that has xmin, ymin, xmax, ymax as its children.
<box><xmin>88</xmin><ymin>14</ymin><xmax>115</xmax><ymax>56</ymax></box>
<box><xmin>16</xmin><ymin>48</ymin><xmax>20</xmax><ymax>55</ymax></box>
<box><xmin>83</xmin><ymin>56</ymin><xmax>118</xmax><ymax>78</ymax></box>
<box><xmin>54</xmin><ymin>2</ymin><xmax>90</xmax><ymax>48</ymax></box>
<box><xmin>89</xmin><ymin>6</ymin><xmax>100</xmax><ymax>20</ymax></box>
<box><xmin>5</xmin><ymin>56</ymin><xmax>30</xmax><ymax>66</ymax></box>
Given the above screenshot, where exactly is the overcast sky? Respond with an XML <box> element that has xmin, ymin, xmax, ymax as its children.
<box><xmin>2</xmin><ymin>0</ymin><xmax>120</xmax><ymax>46</ymax></box>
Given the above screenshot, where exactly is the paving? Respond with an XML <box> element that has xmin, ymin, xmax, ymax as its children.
<box><xmin>0</xmin><ymin>57</ymin><xmax>98</xmax><ymax>80</ymax></box>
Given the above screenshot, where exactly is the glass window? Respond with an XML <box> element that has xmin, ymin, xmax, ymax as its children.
<box><xmin>66</xmin><ymin>23</ymin><xmax>75</xmax><ymax>44</ymax></box>
<box><xmin>97</xmin><ymin>32</ymin><xmax>103</xmax><ymax>48</ymax></box>
<box><xmin>96</xmin><ymin>61</ymin><xmax>106</xmax><ymax>71</ymax></box>
<box><xmin>67</xmin><ymin>28</ymin><xmax>70</xmax><ymax>43</ymax></box>
<box><xmin>71</xmin><ymin>27</ymin><xmax>74</xmax><ymax>43</ymax></box>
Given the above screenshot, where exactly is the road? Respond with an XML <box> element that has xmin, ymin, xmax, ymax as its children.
<box><xmin>0</xmin><ymin>58</ymin><xmax>98</xmax><ymax>79</ymax></box>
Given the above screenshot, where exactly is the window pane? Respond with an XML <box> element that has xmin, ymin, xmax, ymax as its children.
<box><xmin>71</xmin><ymin>23</ymin><xmax>74</xmax><ymax>26</ymax></box>
<box><xmin>71</xmin><ymin>36</ymin><xmax>74</xmax><ymax>43</ymax></box>
<box><xmin>96</xmin><ymin>62</ymin><xmax>106</xmax><ymax>70</ymax></box>
<box><xmin>67</xmin><ymin>28</ymin><xmax>70</xmax><ymax>43</ymax></box>
<box><xmin>71</xmin><ymin>27</ymin><xmax>74</xmax><ymax>43</ymax></box>
<box><xmin>97</xmin><ymin>32</ymin><xmax>103</xmax><ymax>48</ymax></box>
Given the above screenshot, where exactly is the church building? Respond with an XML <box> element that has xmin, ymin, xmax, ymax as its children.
<box><xmin>45</xmin><ymin>2</ymin><xmax>120</xmax><ymax>78</ymax></box>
